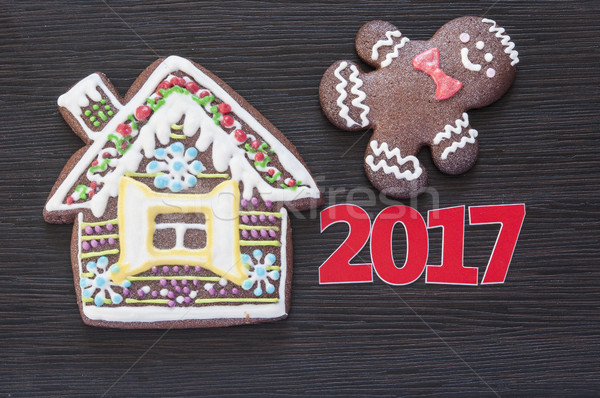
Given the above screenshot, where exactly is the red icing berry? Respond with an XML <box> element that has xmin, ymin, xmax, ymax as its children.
<box><xmin>88</xmin><ymin>190</ymin><xmax>95</xmax><ymax>199</ymax></box>
<box><xmin>90</xmin><ymin>181</ymin><xmax>98</xmax><ymax>190</ymax></box>
<box><xmin>155</xmin><ymin>80</ymin><xmax>173</xmax><ymax>95</ymax></box>
<box><xmin>250</xmin><ymin>140</ymin><xmax>260</xmax><ymax>149</ymax></box>
<box><xmin>268</xmin><ymin>169</ymin><xmax>275</xmax><ymax>176</ymax></box>
<box><xmin>135</xmin><ymin>105</ymin><xmax>151</xmax><ymax>121</ymax></box>
<box><xmin>234</xmin><ymin>129</ymin><xmax>247</xmax><ymax>142</ymax></box>
<box><xmin>170</xmin><ymin>76</ymin><xmax>186</xmax><ymax>87</ymax></box>
<box><xmin>254</xmin><ymin>152</ymin><xmax>265</xmax><ymax>162</ymax></box>
<box><xmin>218</xmin><ymin>103</ymin><xmax>231</xmax><ymax>114</ymax></box>
<box><xmin>185</xmin><ymin>81</ymin><xmax>199</xmax><ymax>93</ymax></box>
<box><xmin>198</xmin><ymin>90</ymin><xmax>210</xmax><ymax>98</ymax></box>
<box><xmin>66</xmin><ymin>196</ymin><xmax>74</xmax><ymax>205</ymax></box>
<box><xmin>287</xmin><ymin>179</ymin><xmax>296</xmax><ymax>187</ymax></box>
<box><xmin>102</xmin><ymin>152</ymin><xmax>110</xmax><ymax>159</ymax></box>
<box><xmin>116</xmin><ymin>123</ymin><xmax>132</xmax><ymax>137</ymax></box>
<box><xmin>221</xmin><ymin>115</ymin><xmax>234</xmax><ymax>128</ymax></box>
<box><xmin>91</xmin><ymin>160</ymin><xmax>99</xmax><ymax>166</ymax></box>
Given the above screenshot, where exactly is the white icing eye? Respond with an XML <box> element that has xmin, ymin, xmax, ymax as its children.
<box><xmin>459</xmin><ymin>32</ymin><xmax>470</xmax><ymax>43</ymax></box>
<box><xmin>486</xmin><ymin>68</ymin><xmax>496</xmax><ymax>78</ymax></box>
<box><xmin>476</xmin><ymin>41</ymin><xmax>485</xmax><ymax>50</ymax></box>
<box><xmin>484</xmin><ymin>53</ymin><xmax>493</xmax><ymax>62</ymax></box>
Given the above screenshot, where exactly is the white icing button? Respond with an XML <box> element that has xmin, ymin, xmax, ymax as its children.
<box><xmin>476</xmin><ymin>41</ymin><xmax>485</xmax><ymax>50</ymax></box>
<box><xmin>486</xmin><ymin>68</ymin><xmax>496</xmax><ymax>78</ymax></box>
<box><xmin>485</xmin><ymin>53</ymin><xmax>494</xmax><ymax>62</ymax></box>
<box><xmin>459</xmin><ymin>32</ymin><xmax>470</xmax><ymax>43</ymax></box>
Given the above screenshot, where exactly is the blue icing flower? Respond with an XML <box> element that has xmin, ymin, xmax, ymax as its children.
<box><xmin>241</xmin><ymin>251</ymin><xmax>280</xmax><ymax>296</ymax></box>
<box><xmin>256</xmin><ymin>266</ymin><xmax>266</xmax><ymax>277</ymax></box>
<box><xmin>172</xmin><ymin>160</ymin><xmax>185</xmax><ymax>172</ymax></box>
<box><xmin>95</xmin><ymin>276</ymin><xmax>106</xmax><ymax>288</ymax></box>
<box><xmin>148</xmin><ymin>143</ymin><xmax>203</xmax><ymax>192</ymax></box>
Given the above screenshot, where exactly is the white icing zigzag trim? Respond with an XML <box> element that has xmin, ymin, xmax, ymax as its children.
<box><xmin>365</xmin><ymin>140</ymin><xmax>422</xmax><ymax>181</ymax></box>
<box><xmin>433</xmin><ymin>113</ymin><xmax>470</xmax><ymax>145</ymax></box>
<box><xmin>441</xmin><ymin>129</ymin><xmax>478</xmax><ymax>160</ymax></box>
<box><xmin>348</xmin><ymin>65</ymin><xmax>370</xmax><ymax>127</ymax></box>
<box><xmin>482</xmin><ymin>18</ymin><xmax>519</xmax><ymax>66</ymax></box>
<box><xmin>371</xmin><ymin>30</ymin><xmax>402</xmax><ymax>61</ymax></box>
<box><xmin>380</xmin><ymin>37</ymin><xmax>410</xmax><ymax>67</ymax></box>
<box><xmin>333</xmin><ymin>62</ymin><xmax>369</xmax><ymax>128</ymax></box>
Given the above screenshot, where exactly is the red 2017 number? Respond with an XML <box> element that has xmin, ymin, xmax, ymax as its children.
<box><xmin>319</xmin><ymin>204</ymin><xmax>525</xmax><ymax>286</ymax></box>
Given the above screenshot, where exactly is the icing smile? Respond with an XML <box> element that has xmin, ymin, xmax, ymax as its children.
<box><xmin>460</xmin><ymin>48</ymin><xmax>482</xmax><ymax>71</ymax></box>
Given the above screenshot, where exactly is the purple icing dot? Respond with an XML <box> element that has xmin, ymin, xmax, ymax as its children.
<box><xmin>173</xmin><ymin>266</ymin><xmax>180</xmax><ymax>273</ymax></box>
<box><xmin>268</xmin><ymin>215</ymin><xmax>276</xmax><ymax>223</ymax></box>
<box><xmin>241</xmin><ymin>215</ymin><xmax>250</xmax><ymax>223</ymax></box>
<box><xmin>251</xmin><ymin>215</ymin><xmax>258</xmax><ymax>224</ymax></box>
<box><xmin>241</xmin><ymin>198</ymin><xmax>248</xmax><ymax>208</ymax></box>
<box><xmin>232</xmin><ymin>288</ymin><xmax>239</xmax><ymax>295</ymax></box>
<box><xmin>265</xmin><ymin>200</ymin><xmax>272</xmax><ymax>209</ymax></box>
<box><xmin>123</xmin><ymin>288</ymin><xmax>130</xmax><ymax>296</ymax></box>
<box><xmin>251</xmin><ymin>230</ymin><xmax>259</xmax><ymax>239</ymax></box>
<box><xmin>171</xmin><ymin>279</ymin><xmax>178</xmax><ymax>286</ymax></box>
<box><xmin>175</xmin><ymin>286</ymin><xmax>181</xmax><ymax>293</ymax></box>
<box><xmin>181</xmin><ymin>279</ymin><xmax>188</xmax><ymax>286</ymax></box>
<box><xmin>193</xmin><ymin>278</ymin><xmax>199</xmax><ymax>286</ymax></box>
<box><xmin>195</xmin><ymin>265</ymin><xmax>201</xmax><ymax>272</ymax></box>
<box><xmin>241</xmin><ymin>230</ymin><xmax>249</xmax><ymax>239</ymax></box>
<box><xmin>162</xmin><ymin>266</ymin><xmax>169</xmax><ymax>273</ymax></box>
<box><xmin>168</xmin><ymin>300</ymin><xmax>175</xmax><ymax>307</ymax></box>
<box><xmin>184</xmin><ymin>265</ymin><xmax>190</xmax><ymax>272</ymax></box>
<box><xmin>94</xmin><ymin>225</ymin><xmax>103</xmax><ymax>234</ymax></box>
<box><xmin>269</xmin><ymin>229</ymin><xmax>277</xmax><ymax>238</ymax></box>
<box><xmin>82</xmin><ymin>241</ymin><xmax>90</xmax><ymax>251</ymax></box>
<box><xmin>259</xmin><ymin>214</ymin><xmax>266</xmax><ymax>222</ymax></box>
<box><xmin>183</xmin><ymin>286</ymin><xmax>190</xmax><ymax>294</ymax></box>
<box><xmin>106</xmin><ymin>223</ymin><xmax>113</xmax><ymax>231</ymax></box>
<box><xmin>167</xmin><ymin>291</ymin><xmax>175</xmax><ymax>299</ymax></box>
<box><xmin>108</xmin><ymin>237</ymin><xmax>115</xmax><ymax>245</ymax></box>
<box><xmin>209</xmin><ymin>288</ymin><xmax>216</xmax><ymax>296</ymax></box>
<box><xmin>251</xmin><ymin>197</ymin><xmax>258</xmax><ymax>206</ymax></box>
<box><xmin>100</xmin><ymin>238</ymin><xmax>106</xmax><ymax>245</ymax></box>
<box><xmin>260</xmin><ymin>229</ymin><xmax>268</xmax><ymax>238</ymax></box>
<box><xmin>219</xmin><ymin>288</ymin><xmax>227</xmax><ymax>296</ymax></box>
<box><xmin>160</xmin><ymin>278</ymin><xmax>167</xmax><ymax>286</ymax></box>
<box><xmin>151</xmin><ymin>290</ymin><xmax>158</xmax><ymax>297</ymax></box>
<box><xmin>137</xmin><ymin>289</ymin><xmax>145</xmax><ymax>297</ymax></box>
<box><xmin>91</xmin><ymin>239</ymin><xmax>99</xmax><ymax>248</ymax></box>
<box><xmin>184</xmin><ymin>297</ymin><xmax>192</xmax><ymax>304</ymax></box>
<box><xmin>84</xmin><ymin>226</ymin><xmax>93</xmax><ymax>235</ymax></box>
<box><xmin>152</xmin><ymin>266</ymin><xmax>158</xmax><ymax>274</ymax></box>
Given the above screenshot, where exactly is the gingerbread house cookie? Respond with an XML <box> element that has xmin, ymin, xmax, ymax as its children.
<box><xmin>44</xmin><ymin>56</ymin><xmax>322</xmax><ymax>328</ymax></box>
<box><xmin>320</xmin><ymin>17</ymin><xmax>519</xmax><ymax>198</ymax></box>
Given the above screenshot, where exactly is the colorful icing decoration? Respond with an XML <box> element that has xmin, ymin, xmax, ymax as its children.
<box><xmin>241</xmin><ymin>250</ymin><xmax>280</xmax><ymax>296</ymax></box>
<box><xmin>413</xmin><ymin>47</ymin><xmax>463</xmax><ymax>100</ymax></box>
<box><xmin>45</xmin><ymin>56</ymin><xmax>322</xmax><ymax>327</ymax></box>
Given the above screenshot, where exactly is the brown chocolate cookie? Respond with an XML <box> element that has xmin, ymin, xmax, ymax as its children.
<box><xmin>320</xmin><ymin>17</ymin><xmax>519</xmax><ymax>198</ymax></box>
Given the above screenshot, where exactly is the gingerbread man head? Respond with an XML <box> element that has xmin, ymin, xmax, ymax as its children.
<box><xmin>320</xmin><ymin>17</ymin><xmax>519</xmax><ymax>198</ymax></box>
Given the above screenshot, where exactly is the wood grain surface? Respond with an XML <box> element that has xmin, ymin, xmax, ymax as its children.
<box><xmin>1</xmin><ymin>1</ymin><xmax>598</xmax><ymax>396</ymax></box>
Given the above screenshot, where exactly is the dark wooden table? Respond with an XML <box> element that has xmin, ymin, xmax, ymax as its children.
<box><xmin>1</xmin><ymin>1</ymin><xmax>598</xmax><ymax>396</ymax></box>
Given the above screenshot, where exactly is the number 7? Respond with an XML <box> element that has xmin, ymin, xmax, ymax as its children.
<box><xmin>469</xmin><ymin>204</ymin><xmax>526</xmax><ymax>284</ymax></box>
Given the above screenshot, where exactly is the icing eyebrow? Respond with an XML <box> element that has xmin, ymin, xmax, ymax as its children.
<box><xmin>459</xmin><ymin>32</ymin><xmax>470</xmax><ymax>43</ymax></box>
<box><xmin>476</xmin><ymin>41</ymin><xmax>484</xmax><ymax>50</ymax></box>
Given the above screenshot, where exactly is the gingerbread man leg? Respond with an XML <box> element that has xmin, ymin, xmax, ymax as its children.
<box><xmin>364</xmin><ymin>132</ymin><xmax>428</xmax><ymax>198</ymax></box>
<box><xmin>429</xmin><ymin>113</ymin><xmax>479</xmax><ymax>175</ymax></box>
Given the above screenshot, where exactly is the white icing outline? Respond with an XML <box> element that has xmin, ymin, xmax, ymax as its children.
<box><xmin>461</xmin><ymin>48</ymin><xmax>482</xmax><ymax>72</ymax></box>
<box><xmin>371</xmin><ymin>30</ymin><xmax>402</xmax><ymax>60</ymax></box>
<box><xmin>46</xmin><ymin>56</ymin><xmax>320</xmax><ymax>217</ymax></box>
<box><xmin>380</xmin><ymin>37</ymin><xmax>410</xmax><ymax>68</ymax></box>
<box><xmin>333</xmin><ymin>62</ymin><xmax>369</xmax><ymax>128</ymax></box>
<box><xmin>482</xmin><ymin>18</ymin><xmax>519</xmax><ymax>66</ymax></box>
<box><xmin>82</xmin><ymin>208</ymin><xmax>288</xmax><ymax>323</ymax></box>
<box><xmin>365</xmin><ymin>140</ymin><xmax>422</xmax><ymax>181</ymax></box>
<box><xmin>441</xmin><ymin>129</ymin><xmax>478</xmax><ymax>160</ymax></box>
<box><xmin>432</xmin><ymin>113</ymin><xmax>470</xmax><ymax>145</ymax></box>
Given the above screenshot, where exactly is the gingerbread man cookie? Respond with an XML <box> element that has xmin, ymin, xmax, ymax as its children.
<box><xmin>320</xmin><ymin>17</ymin><xmax>519</xmax><ymax>198</ymax></box>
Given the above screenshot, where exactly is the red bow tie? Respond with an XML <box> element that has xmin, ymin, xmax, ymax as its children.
<box><xmin>412</xmin><ymin>48</ymin><xmax>462</xmax><ymax>101</ymax></box>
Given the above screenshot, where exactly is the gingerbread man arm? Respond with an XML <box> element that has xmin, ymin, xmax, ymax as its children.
<box><xmin>355</xmin><ymin>20</ymin><xmax>411</xmax><ymax>69</ymax></box>
<box><xmin>428</xmin><ymin>112</ymin><xmax>479</xmax><ymax>175</ymax></box>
